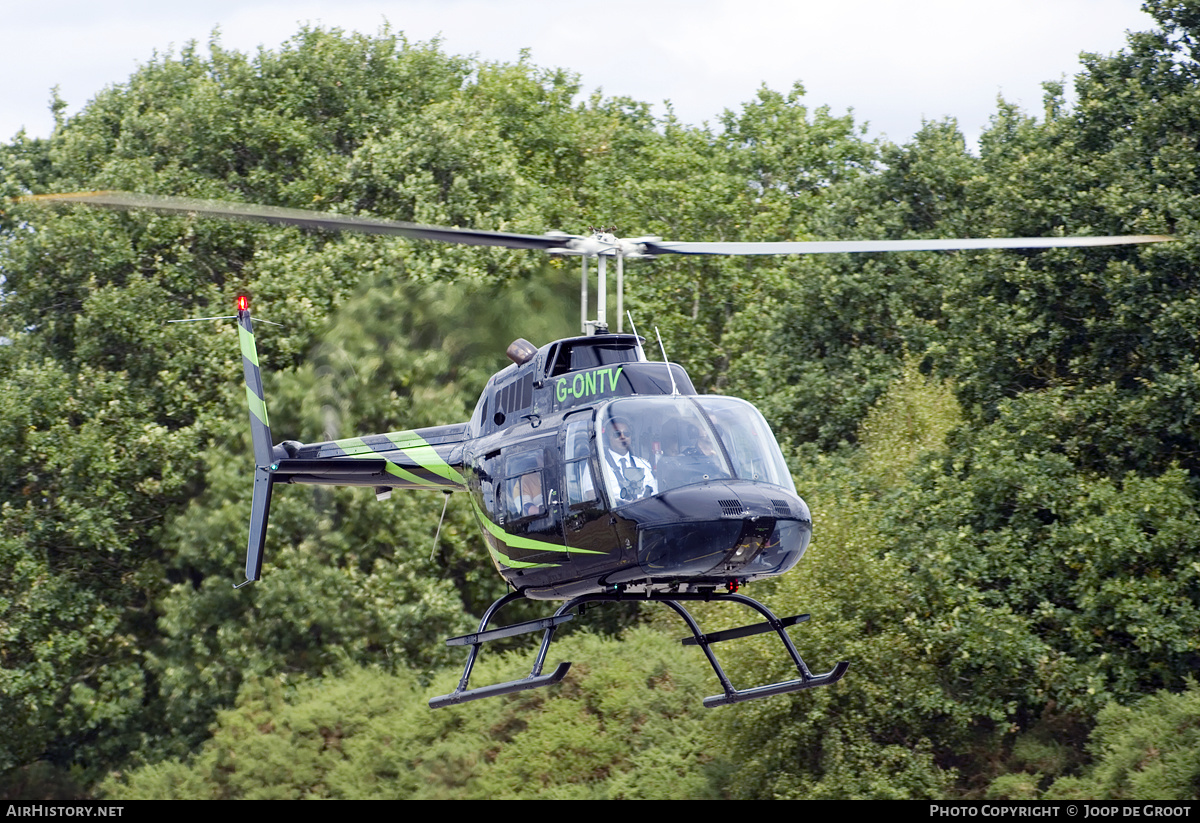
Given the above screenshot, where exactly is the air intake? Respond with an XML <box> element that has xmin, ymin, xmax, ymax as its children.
<box><xmin>718</xmin><ymin>499</ymin><xmax>745</xmax><ymax>516</ymax></box>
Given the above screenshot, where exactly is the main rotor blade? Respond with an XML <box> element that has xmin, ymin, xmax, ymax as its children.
<box><xmin>23</xmin><ymin>191</ymin><xmax>571</xmax><ymax>252</ymax></box>
<box><xmin>643</xmin><ymin>236</ymin><xmax>1175</xmax><ymax>255</ymax></box>
<box><xmin>25</xmin><ymin>191</ymin><xmax>1174</xmax><ymax>256</ymax></box>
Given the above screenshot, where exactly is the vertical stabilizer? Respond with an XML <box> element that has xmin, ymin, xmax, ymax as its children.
<box><xmin>236</xmin><ymin>296</ymin><xmax>275</xmax><ymax>586</ymax></box>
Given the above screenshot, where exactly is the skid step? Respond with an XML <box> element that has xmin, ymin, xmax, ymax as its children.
<box><xmin>445</xmin><ymin>613</ymin><xmax>574</xmax><ymax>647</ymax></box>
<box><xmin>682</xmin><ymin>613</ymin><xmax>809</xmax><ymax>646</ymax></box>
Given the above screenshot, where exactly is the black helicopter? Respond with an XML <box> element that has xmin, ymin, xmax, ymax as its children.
<box><xmin>29</xmin><ymin>191</ymin><xmax>1173</xmax><ymax>708</ymax></box>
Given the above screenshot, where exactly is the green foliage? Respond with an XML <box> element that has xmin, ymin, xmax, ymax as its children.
<box><xmin>858</xmin><ymin>357</ymin><xmax>964</xmax><ymax>490</ymax></box>
<box><xmin>706</xmin><ymin>368</ymin><xmax>964</xmax><ymax>799</ymax></box>
<box><xmin>713</xmin><ymin>4</ymin><xmax>1200</xmax><ymax>797</ymax></box>
<box><xmin>1039</xmin><ymin>682</ymin><xmax>1200</xmax><ymax>800</ymax></box>
<box><xmin>100</xmin><ymin>628</ymin><xmax>721</xmax><ymax>800</ymax></box>
<box><xmin>725</xmin><ymin>119</ymin><xmax>977</xmax><ymax>450</ymax></box>
<box><xmin>5</xmin><ymin>6</ymin><xmax>1200</xmax><ymax>801</ymax></box>
<box><xmin>2</xmin><ymin>22</ymin><xmax>883</xmax><ymax>786</ymax></box>
<box><xmin>887</xmin><ymin>429</ymin><xmax>1200</xmax><ymax>711</ymax></box>
<box><xmin>0</xmin><ymin>27</ymin><xmax>598</xmax><ymax>780</ymax></box>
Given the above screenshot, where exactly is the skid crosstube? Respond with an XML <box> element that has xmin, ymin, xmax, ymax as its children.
<box><xmin>428</xmin><ymin>589</ymin><xmax>848</xmax><ymax>709</ymax></box>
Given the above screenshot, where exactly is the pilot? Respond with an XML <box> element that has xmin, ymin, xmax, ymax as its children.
<box><xmin>601</xmin><ymin>415</ymin><xmax>658</xmax><ymax>503</ymax></box>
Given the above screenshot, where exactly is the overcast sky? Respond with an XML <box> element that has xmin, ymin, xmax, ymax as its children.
<box><xmin>4</xmin><ymin>1</ymin><xmax>1157</xmax><ymax>150</ymax></box>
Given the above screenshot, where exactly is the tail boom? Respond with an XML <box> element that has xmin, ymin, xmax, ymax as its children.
<box><xmin>278</xmin><ymin>427</ymin><xmax>469</xmax><ymax>491</ymax></box>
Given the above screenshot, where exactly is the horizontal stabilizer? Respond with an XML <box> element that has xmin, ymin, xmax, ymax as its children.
<box><xmin>269</xmin><ymin>458</ymin><xmax>389</xmax><ymax>478</ymax></box>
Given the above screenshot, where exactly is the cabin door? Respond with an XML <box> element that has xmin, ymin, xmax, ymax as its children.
<box><xmin>558</xmin><ymin>413</ymin><xmax>616</xmax><ymax>556</ymax></box>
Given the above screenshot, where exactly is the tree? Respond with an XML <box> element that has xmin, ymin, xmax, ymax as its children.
<box><xmin>7</xmin><ymin>25</ymin><xmax>874</xmax><ymax>786</ymax></box>
<box><xmin>1042</xmin><ymin>681</ymin><xmax>1200</xmax><ymax>800</ymax></box>
<box><xmin>0</xmin><ymin>27</ymin><xmax>597</xmax><ymax>780</ymax></box>
<box><xmin>100</xmin><ymin>628</ymin><xmax>720</xmax><ymax>800</ymax></box>
<box><xmin>725</xmin><ymin>119</ymin><xmax>977</xmax><ymax>450</ymax></box>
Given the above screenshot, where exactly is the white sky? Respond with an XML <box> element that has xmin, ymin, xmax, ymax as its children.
<box><xmin>3</xmin><ymin>1</ymin><xmax>1157</xmax><ymax>149</ymax></box>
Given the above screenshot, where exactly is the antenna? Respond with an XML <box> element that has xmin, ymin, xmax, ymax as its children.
<box><xmin>655</xmin><ymin>327</ymin><xmax>679</xmax><ymax>396</ymax></box>
<box><xmin>626</xmin><ymin>311</ymin><xmax>648</xmax><ymax>361</ymax></box>
<box><xmin>580</xmin><ymin>256</ymin><xmax>588</xmax><ymax>336</ymax></box>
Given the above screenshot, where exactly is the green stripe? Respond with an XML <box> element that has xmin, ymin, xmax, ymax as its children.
<box><xmin>383</xmin><ymin>461</ymin><xmax>441</xmax><ymax>487</ymax></box>
<box><xmin>245</xmin><ymin>386</ymin><xmax>269</xmax><ymax>428</ymax></box>
<box><xmin>340</xmin><ymin>437</ymin><xmax>443</xmax><ymax>488</ymax></box>
<box><xmin>386</xmin><ymin>433</ymin><xmax>466</xmax><ymax>485</ymax></box>
<box><xmin>467</xmin><ymin>495</ymin><xmax>606</xmax><ymax>568</ymax></box>
<box><xmin>238</xmin><ymin>325</ymin><xmax>259</xmax><ymax>366</ymax></box>
<box><xmin>333</xmin><ymin>431</ymin><xmax>466</xmax><ymax>488</ymax></box>
<box><xmin>484</xmin><ymin>540</ymin><xmax>554</xmax><ymax>569</ymax></box>
<box><xmin>476</xmin><ymin>510</ymin><xmax>569</xmax><ymax>555</ymax></box>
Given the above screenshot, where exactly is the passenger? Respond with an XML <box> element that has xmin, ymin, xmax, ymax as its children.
<box><xmin>659</xmin><ymin>421</ymin><xmax>727</xmax><ymax>485</ymax></box>
<box><xmin>683</xmin><ymin>423</ymin><xmax>718</xmax><ymax>458</ymax></box>
<box><xmin>509</xmin><ymin>472</ymin><xmax>545</xmax><ymax>518</ymax></box>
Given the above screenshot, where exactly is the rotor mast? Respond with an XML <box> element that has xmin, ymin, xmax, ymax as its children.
<box><xmin>574</xmin><ymin>228</ymin><xmax>643</xmax><ymax>335</ymax></box>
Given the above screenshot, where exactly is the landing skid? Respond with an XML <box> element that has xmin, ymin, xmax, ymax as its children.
<box><xmin>428</xmin><ymin>589</ymin><xmax>849</xmax><ymax>709</ymax></box>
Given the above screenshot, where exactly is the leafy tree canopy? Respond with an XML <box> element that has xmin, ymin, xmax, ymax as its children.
<box><xmin>4</xmin><ymin>7</ymin><xmax>1200</xmax><ymax>800</ymax></box>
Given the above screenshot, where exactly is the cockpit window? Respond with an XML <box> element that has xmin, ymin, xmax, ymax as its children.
<box><xmin>598</xmin><ymin>398</ymin><xmax>730</xmax><ymax>505</ymax></box>
<box><xmin>695</xmin><ymin>397</ymin><xmax>796</xmax><ymax>492</ymax></box>
<box><xmin>595</xmin><ymin>396</ymin><xmax>795</xmax><ymax>503</ymax></box>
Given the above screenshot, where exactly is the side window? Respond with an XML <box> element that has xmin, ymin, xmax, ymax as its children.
<box><xmin>476</xmin><ymin>451</ymin><xmax>499</xmax><ymax>519</ymax></box>
<box><xmin>503</xmin><ymin>450</ymin><xmax>546</xmax><ymax>523</ymax></box>
<box><xmin>564</xmin><ymin>417</ymin><xmax>597</xmax><ymax>507</ymax></box>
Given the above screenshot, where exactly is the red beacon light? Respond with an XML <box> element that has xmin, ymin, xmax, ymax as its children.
<box><xmin>236</xmin><ymin>295</ymin><xmax>250</xmax><ymax>312</ymax></box>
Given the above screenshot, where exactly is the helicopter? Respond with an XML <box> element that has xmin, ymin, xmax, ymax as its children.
<box><xmin>28</xmin><ymin>191</ymin><xmax>1173</xmax><ymax>708</ymax></box>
